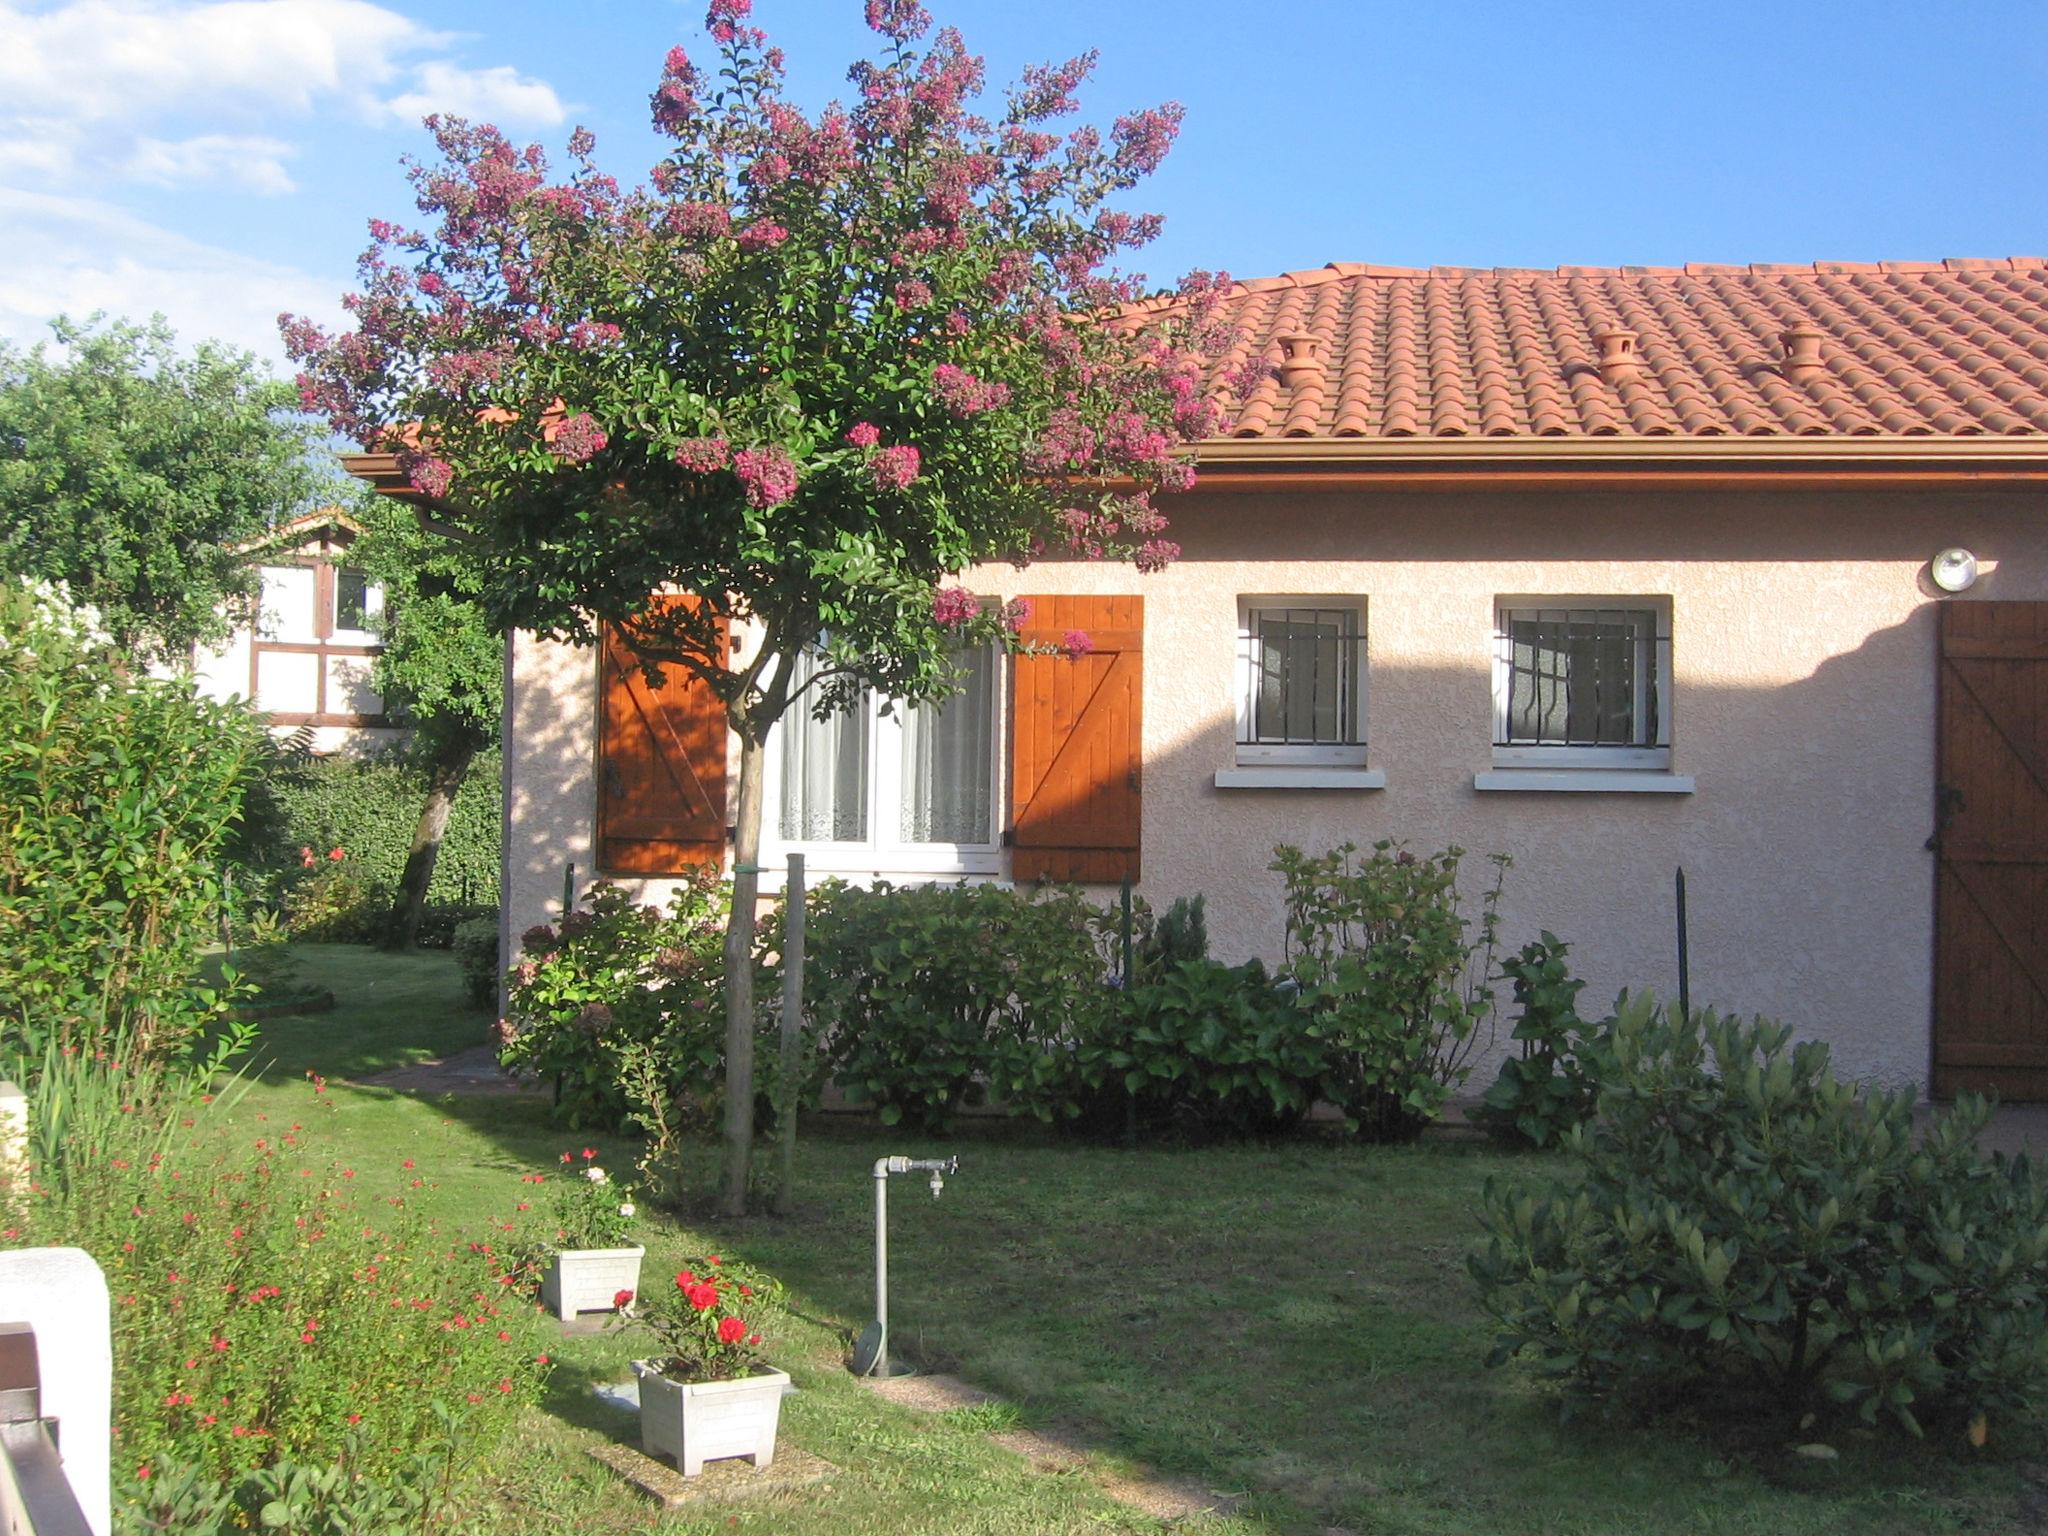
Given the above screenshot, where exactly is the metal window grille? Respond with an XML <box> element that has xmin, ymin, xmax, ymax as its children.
<box><xmin>1239</xmin><ymin>605</ymin><xmax>1364</xmax><ymax>747</ymax></box>
<box><xmin>1495</xmin><ymin>607</ymin><xmax>1668</xmax><ymax>748</ymax></box>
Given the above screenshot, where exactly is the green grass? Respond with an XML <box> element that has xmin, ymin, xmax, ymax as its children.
<box><xmin>212</xmin><ymin>946</ymin><xmax>2032</xmax><ymax>1535</ymax></box>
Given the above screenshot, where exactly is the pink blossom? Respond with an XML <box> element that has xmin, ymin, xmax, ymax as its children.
<box><xmin>736</xmin><ymin>221</ymin><xmax>789</xmax><ymax>252</ymax></box>
<box><xmin>673</xmin><ymin>437</ymin><xmax>732</xmax><ymax>473</ymax></box>
<box><xmin>405</xmin><ymin>455</ymin><xmax>453</xmax><ymax>499</ymax></box>
<box><xmin>864</xmin><ymin>0</ymin><xmax>931</xmax><ymax>42</ymax></box>
<box><xmin>931</xmin><ymin>363</ymin><xmax>1009</xmax><ymax>417</ymax></box>
<box><xmin>1000</xmin><ymin>597</ymin><xmax>1032</xmax><ymax>633</ymax></box>
<box><xmin>870</xmin><ymin>444</ymin><xmax>921</xmax><ymax>492</ymax></box>
<box><xmin>732</xmin><ymin>444</ymin><xmax>800</xmax><ymax>508</ymax></box>
<box><xmin>666</xmin><ymin>202</ymin><xmax>732</xmax><ymax>241</ymax></box>
<box><xmin>893</xmin><ymin>278</ymin><xmax>933</xmax><ymax>310</ymax></box>
<box><xmin>568</xmin><ymin>321</ymin><xmax>622</xmax><ymax>350</ymax></box>
<box><xmin>651</xmin><ymin>47</ymin><xmax>699</xmax><ymax>137</ymax></box>
<box><xmin>932</xmin><ymin>586</ymin><xmax>978</xmax><ymax>628</ymax></box>
<box><xmin>549</xmin><ymin>413</ymin><xmax>608</xmax><ymax>464</ymax></box>
<box><xmin>1061</xmin><ymin>629</ymin><xmax>1093</xmax><ymax>660</ymax></box>
<box><xmin>745</xmin><ymin>151</ymin><xmax>792</xmax><ymax>188</ymax></box>
<box><xmin>1134</xmin><ymin>538</ymin><xmax>1180</xmax><ymax>574</ymax></box>
<box><xmin>1110</xmin><ymin>105</ymin><xmax>1181</xmax><ymax>178</ymax></box>
<box><xmin>843</xmin><ymin>422</ymin><xmax>881</xmax><ymax>449</ymax></box>
<box><xmin>707</xmin><ymin>0</ymin><xmax>755</xmax><ymax>44</ymax></box>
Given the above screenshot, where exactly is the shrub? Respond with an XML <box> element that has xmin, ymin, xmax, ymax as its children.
<box><xmin>1470</xmin><ymin>994</ymin><xmax>2048</xmax><ymax>1439</ymax></box>
<box><xmin>23</xmin><ymin>1066</ymin><xmax>548</xmax><ymax>1499</ymax></box>
<box><xmin>0</xmin><ymin>577</ymin><xmax>267</xmax><ymax>1063</ymax></box>
<box><xmin>806</xmin><ymin>880</ymin><xmax>1113</xmax><ymax>1131</ymax></box>
<box><xmin>500</xmin><ymin>874</ymin><xmax>743</xmax><ymax>1130</ymax></box>
<box><xmin>539</xmin><ymin>1147</ymin><xmax>638</xmax><ymax>1250</ymax></box>
<box><xmin>1068</xmin><ymin>957</ymin><xmax>1326</xmax><ymax>1142</ymax></box>
<box><xmin>1472</xmin><ymin>933</ymin><xmax>1603</xmax><ymax>1149</ymax></box>
<box><xmin>611</xmin><ymin>1253</ymin><xmax>783</xmax><ymax>1383</ymax></box>
<box><xmin>1272</xmin><ymin>841</ymin><xmax>1508</xmax><ymax>1141</ymax></box>
<box><xmin>451</xmin><ymin>916</ymin><xmax>499</xmax><ymax>1011</ymax></box>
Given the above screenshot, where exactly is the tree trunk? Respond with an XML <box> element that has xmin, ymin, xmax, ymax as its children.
<box><xmin>386</xmin><ymin>741</ymin><xmax>477</xmax><ymax>949</ymax></box>
<box><xmin>720</xmin><ymin>728</ymin><xmax>767</xmax><ymax>1215</ymax></box>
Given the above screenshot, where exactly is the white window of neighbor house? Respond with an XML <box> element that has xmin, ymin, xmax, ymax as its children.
<box><xmin>1491</xmin><ymin>600</ymin><xmax>1672</xmax><ymax>769</ymax></box>
<box><xmin>331</xmin><ymin>566</ymin><xmax>385</xmax><ymax>644</ymax></box>
<box><xmin>764</xmin><ymin>641</ymin><xmax>1002</xmax><ymax>877</ymax></box>
<box><xmin>1234</xmin><ymin>598</ymin><xmax>1368</xmax><ymax>766</ymax></box>
<box><xmin>259</xmin><ymin>564</ymin><xmax>318</xmax><ymax>643</ymax></box>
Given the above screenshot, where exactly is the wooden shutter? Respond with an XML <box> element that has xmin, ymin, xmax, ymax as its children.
<box><xmin>1010</xmin><ymin>595</ymin><xmax>1143</xmax><ymax>883</ymax></box>
<box><xmin>1933</xmin><ymin>600</ymin><xmax>2048</xmax><ymax>1099</ymax></box>
<box><xmin>596</xmin><ymin>599</ymin><xmax>729</xmax><ymax>874</ymax></box>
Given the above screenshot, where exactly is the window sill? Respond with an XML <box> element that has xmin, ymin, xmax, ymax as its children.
<box><xmin>1215</xmin><ymin>767</ymin><xmax>1387</xmax><ymax>791</ymax></box>
<box><xmin>1473</xmin><ymin>770</ymin><xmax>1694</xmax><ymax>794</ymax></box>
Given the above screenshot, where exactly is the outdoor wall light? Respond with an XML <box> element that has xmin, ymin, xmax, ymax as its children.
<box><xmin>1931</xmin><ymin>548</ymin><xmax>1979</xmax><ymax>594</ymax></box>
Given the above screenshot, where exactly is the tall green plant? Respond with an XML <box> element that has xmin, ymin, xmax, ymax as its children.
<box><xmin>1271</xmin><ymin>841</ymin><xmax>1508</xmax><ymax>1141</ymax></box>
<box><xmin>0</xmin><ymin>577</ymin><xmax>267</xmax><ymax>1063</ymax></box>
<box><xmin>1472</xmin><ymin>933</ymin><xmax>1603</xmax><ymax>1149</ymax></box>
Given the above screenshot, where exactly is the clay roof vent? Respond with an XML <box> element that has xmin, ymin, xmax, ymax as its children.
<box><xmin>1593</xmin><ymin>327</ymin><xmax>1641</xmax><ymax>383</ymax></box>
<box><xmin>1275</xmin><ymin>332</ymin><xmax>1326</xmax><ymax>390</ymax></box>
<box><xmin>1780</xmin><ymin>326</ymin><xmax>1826</xmax><ymax>382</ymax></box>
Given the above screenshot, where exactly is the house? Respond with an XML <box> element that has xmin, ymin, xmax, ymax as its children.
<box><xmin>358</xmin><ymin>257</ymin><xmax>2048</xmax><ymax>1100</ymax></box>
<box><xmin>189</xmin><ymin>508</ymin><xmax>402</xmax><ymax>755</ymax></box>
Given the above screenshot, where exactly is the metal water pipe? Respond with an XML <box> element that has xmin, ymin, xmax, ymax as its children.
<box><xmin>861</xmin><ymin>1155</ymin><xmax>958</xmax><ymax>1378</ymax></box>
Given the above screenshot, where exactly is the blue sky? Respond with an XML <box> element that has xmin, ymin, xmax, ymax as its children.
<box><xmin>2</xmin><ymin>0</ymin><xmax>2041</xmax><ymax>373</ymax></box>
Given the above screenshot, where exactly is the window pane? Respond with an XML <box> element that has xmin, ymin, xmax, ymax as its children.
<box><xmin>336</xmin><ymin>568</ymin><xmax>370</xmax><ymax>631</ymax></box>
<box><xmin>900</xmin><ymin>646</ymin><xmax>994</xmax><ymax>843</ymax></box>
<box><xmin>1250</xmin><ymin>608</ymin><xmax>1352</xmax><ymax>744</ymax></box>
<box><xmin>778</xmin><ymin>650</ymin><xmax>869</xmax><ymax>842</ymax></box>
<box><xmin>1504</xmin><ymin>610</ymin><xmax>1654</xmax><ymax>746</ymax></box>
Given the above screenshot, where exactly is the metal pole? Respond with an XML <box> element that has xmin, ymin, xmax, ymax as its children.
<box><xmin>1119</xmin><ymin>878</ymin><xmax>1134</xmax><ymax>983</ymax></box>
<box><xmin>774</xmin><ymin>854</ymin><xmax>805</xmax><ymax>1217</ymax></box>
<box><xmin>1676</xmin><ymin>867</ymin><xmax>1690</xmax><ymax>1019</ymax></box>
<box><xmin>873</xmin><ymin>1162</ymin><xmax>890</xmax><ymax>1379</ymax></box>
<box><xmin>561</xmin><ymin>862</ymin><xmax>575</xmax><ymax>921</ymax></box>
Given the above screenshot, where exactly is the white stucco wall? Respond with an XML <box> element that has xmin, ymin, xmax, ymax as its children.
<box><xmin>502</xmin><ymin>486</ymin><xmax>2048</xmax><ymax>1092</ymax></box>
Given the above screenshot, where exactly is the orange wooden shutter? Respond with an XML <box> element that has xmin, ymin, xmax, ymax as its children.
<box><xmin>596</xmin><ymin>598</ymin><xmax>729</xmax><ymax>874</ymax></box>
<box><xmin>1010</xmin><ymin>594</ymin><xmax>1143</xmax><ymax>883</ymax></box>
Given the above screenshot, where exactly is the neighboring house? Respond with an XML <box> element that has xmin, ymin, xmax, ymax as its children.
<box><xmin>352</xmin><ymin>257</ymin><xmax>2048</xmax><ymax>1099</ymax></box>
<box><xmin>190</xmin><ymin>508</ymin><xmax>403</xmax><ymax>755</ymax></box>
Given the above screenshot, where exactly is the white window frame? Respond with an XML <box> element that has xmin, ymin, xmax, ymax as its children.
<box><xmin>1490</xmin><ymin>597</ymin><xmax>1672</xmax><ymax>771</ymax></box>
<box><xmin>1234</xmin><ymin>596</ymin><xmax>1369</xmax><ymax>768</ymax></box>
<box><xmin>330</xmin><ymin>566</ymin><xmax>386</xmax><ymax>646</ymax></box>
<box><xmin>759</xmin><ymin>649</ymin><xmax>1005</xmax><ymax>880</ymax></box>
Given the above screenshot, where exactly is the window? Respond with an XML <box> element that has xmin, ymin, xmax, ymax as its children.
<box><xmin>331</xmin><ymin>567</ymin><xmax>384</xmax><ymax>640</ymax></box>
<box><xmin>765</xmin><ymin>644</ymin><xmax>1002</xmax><ymax>875</ymax></box>
<box><xmin>1491</xmin><ymin>601</ymin><xmax>1671</xmax><ymax>769</ymax></box>
<box><xmin>1234</xmin><ymin>599</ymin><xmax>1367</xmax><ymax>766</ymax></box>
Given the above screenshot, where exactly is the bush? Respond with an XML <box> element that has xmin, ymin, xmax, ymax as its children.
<box><xmin>1472</xmin><ymin>933</ymin><xmax>1604</xmax><ymax>1148</ymax></box>
<box><xmin>501</xmin><ymin>874</ymin><xmax>757</xmax><ymax>1130</ymax></box>
<box><xmin>281</xmin><ymin>858</ymin><xmax>389</xmax><ymax>944</ymax></box>
<box><xmin>806</xmin><ymin>880</ymin><xmax>1113</xmax><ymax>1131</ymax></box>
<box><xmin>1470</xmin><ymin>994</ymin><xmax>2048</xmax><ymax>1440</ymax></box>
<box><xmin>1272</xmin><ymin>841</ymin><xmax>1508</xmax><ymax>1141</ymax></box>
<box><xmin>451</xmin><ymin>916</ymin><xmax>499</xmax><ymax>1010</ymax></box>
<box><xmin>240</xmin><ymin>748</ymin><xmax>500</xmax><ymax>945</ymax></box>
<box><xmin>22</xmin><ymin>1062</ymin><xmax>548</xmax><ymax>1506</ymax></box>
<box><xmin>1068</xmin><ymin>957</ymin><xmax>1326</xmax><ymax>1142</ymax></box>
<box><xmin>0</xmin><ymin>577</ymin><xmax>267</xmax><ymax>1063</ymax></box>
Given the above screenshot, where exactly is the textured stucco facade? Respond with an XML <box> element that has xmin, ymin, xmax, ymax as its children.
<box><xmin>502</xmin><ymin>485</ymin><xmax>2048</xmax><ymax>1094</ymax></box>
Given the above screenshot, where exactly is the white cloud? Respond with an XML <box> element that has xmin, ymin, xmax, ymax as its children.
<box><xmin>0</xmin><ymin>1</ymin><xmax>568</xmax><ymax>194</ymax></box>
<box><xmin>0</xmin><ymin>187</ymin><xmax>348</xmax><ymax>370</ymax></box>
<box><xmin>381</xmin><ymin>61</ymin><xmax>567</xmax><ymax>129</ymax></box>
<box><xmin>126</xmin><ymin>134</ymin><xmax>300</xmax><ymax>195</ymax></box>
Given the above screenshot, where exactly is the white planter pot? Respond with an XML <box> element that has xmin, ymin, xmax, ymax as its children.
<box><xmin>632</xmin><ymin>1361</ymin><xmax>788</xmax><ymax>1476</ymax></box>
<box><xmin>539</xmin><ymin>1246</ymin><xmax>645</xmax><ymax>1321</ymax></box>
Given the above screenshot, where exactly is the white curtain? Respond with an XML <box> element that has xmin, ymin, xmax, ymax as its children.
<box><xmin>779</xmin><ymin>649</ymin><xmax>870</xmax><ymax>842</ymax></box>
<box><xmin>900</xmin><ymin>646</ymin><xmax>994</xmax><ymax>844</ymax></box>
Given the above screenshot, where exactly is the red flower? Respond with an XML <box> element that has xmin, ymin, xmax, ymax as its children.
<box><xmin>613</xmin><ymin>1289</ymin><xmax>634</xmax><ymax>1309</ymax></box>
<box><xmin>686</xmin><ymin>1283</ymin><xmax>718</xmax><ymax>1312</ymax></box>
<box><xmin>675</xmin><ymin>1270</ymin><xmax>696</xmax><ymax>1287</ymax></box>
<box><xmin>739</xmin><ymin>1284</ymin><xmax>753</xmax><ymax>1297</ymax></box>
<box><xmin>327</xmin><ymin>847</ymin><xmax>345</xmax><ymax>861</ymax></box>
<box><xmin>581</xmin><ymin>1147</ymin><xmax>598</xmax><ymax>1160</ymax></box>
<box><xmin>706</xmin><ymin>1255</ymin><xmax>721</xmax><ymax>1266</ymax></box>
<box><xmin>299</xmin><ymin>846</ymin><xmax>316</xmax><ymax>869</ymax></box>
<box><xmin>137</xmin><ymin>1465</ymin><xmax>152</xmax><ymax>1480</ymax></box>
<box><xmin>717</xmin><ymin>1315</ymin><xmax>746</xmax><ymax>1344</ymax></box>
<box><xmin>559</xmin><ymin>1152</ymin><xmax>572</xmax><ymax>1165</ymax></box>
<box><xmin>346</xmin><ymin>1413</ymin><xmax>362</xmax><ymax>1425</ymax></box>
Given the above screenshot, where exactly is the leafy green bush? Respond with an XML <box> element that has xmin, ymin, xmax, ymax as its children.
<box><xmin>1472</xmin><ymin>933</ymin><xmax>1604</xmax><ymax>1148</ymax></box>
<box><xmin>1272</xmin><ymin>841</ymin><xmax>1508</xmax><ymax>1142</ymax></box>
<box><xmin>281</xmin><ymin>858</ymin><xmax>389</xmax><ymax>943</ymax></box>
<box><xmin>451</xmin><ymin>916</ymin><xmax>500</xmax><ymax>1010</ymax></box>
<box><xmin>806</xmin><ymin>880</ymin><xmax>1113</xmax><ymax>1131</ymax></box>
<box><xmin>1471</xmin><ymin>993</ymin><xmax>2048</xmax><ymax>1439</ymax></box>
<box><xmin>241</xmin><ymin>749</ymin><xmax>500</xmax><ymax>944</ymax></box>
<box><xmin>0</xmin><ymin>577</ymin><xmax>267</xmax><ymax>1063</ymax></box>
<box><xmin>1068</xmin><ymin>957</ymin><xmax>1326</xmax><ymax>1142</ymax></box>
<box><xmin>501</xmin><ymin>875</ymin><xmax>751</xmax><ymax>1130</ymax></box>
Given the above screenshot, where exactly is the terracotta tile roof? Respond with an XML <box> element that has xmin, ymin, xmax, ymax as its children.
<box><xmin>1166</xmin><ymin>259</ymin><xmax>2048</xmax><ymax>441</ymax></box>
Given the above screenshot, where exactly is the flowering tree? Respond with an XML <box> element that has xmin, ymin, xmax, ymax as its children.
<box><xmin>284</xmin><ymin>0</ymin><xmax>1233</xmax><ymax>1212</ymax></box>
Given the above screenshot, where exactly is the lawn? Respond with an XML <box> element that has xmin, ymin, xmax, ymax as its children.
<box><xmin>217</xmin><ymin>944</ymin><xmax>2033</xmax><ymax>1535</ymax></box>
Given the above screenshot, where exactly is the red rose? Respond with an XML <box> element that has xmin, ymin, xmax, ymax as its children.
<box><xmin>676</xmin><ymin>1270</ymin><xmax>695</xmax><ymax>1287</ymax></box>
<box><xmin>613</xmin><ymin>1289</ymin><xmax>634</xmax><ymax>1309</ymax></box>
<box><xmin>687</xmin><ymin>1283</ymin><xmax>718</xmax><ymax>1312</ymax></box>
<box><xmin>717</xmin><ymin>1316</ymin><xmax>746</xmax><ymax>1344</ymax></box>
<box><xmin>582</xmin><ymin>1147</ymin><xmax>597</xmax><ymax>1160</ymax></box>
<box><xmin>328</xmin><ymin>847</ymin><xmax>345</xmax><ymax>861</ymax></box>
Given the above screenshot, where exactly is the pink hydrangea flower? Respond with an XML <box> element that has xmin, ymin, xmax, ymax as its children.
<box><xmin>673</xmin><ymin>437</ymin><xmax>731</xmax><ymax>473</ymax></box>
<box><xmin>732</xmin><ymin>444</ymin><xmax>800</xmax><ymax>508</ymax></box>
<box><xmin>549</xmin><ymin>412</ymin><xmax>608</xmax><ymax>464</ymax></box>
<box><xmin>843</xmin><ymin>422</ymin><xmax>881</xmax><ymax>449</ymax></box>
<box><xmin>931</xmin><ymin>586</ymin><xmax>978</xmax><ymax>628</ymax></box>
<box><xmin>869</xmin><ymin>443</ymin><xmax>920</xmax><ymax>492</ymax></box>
